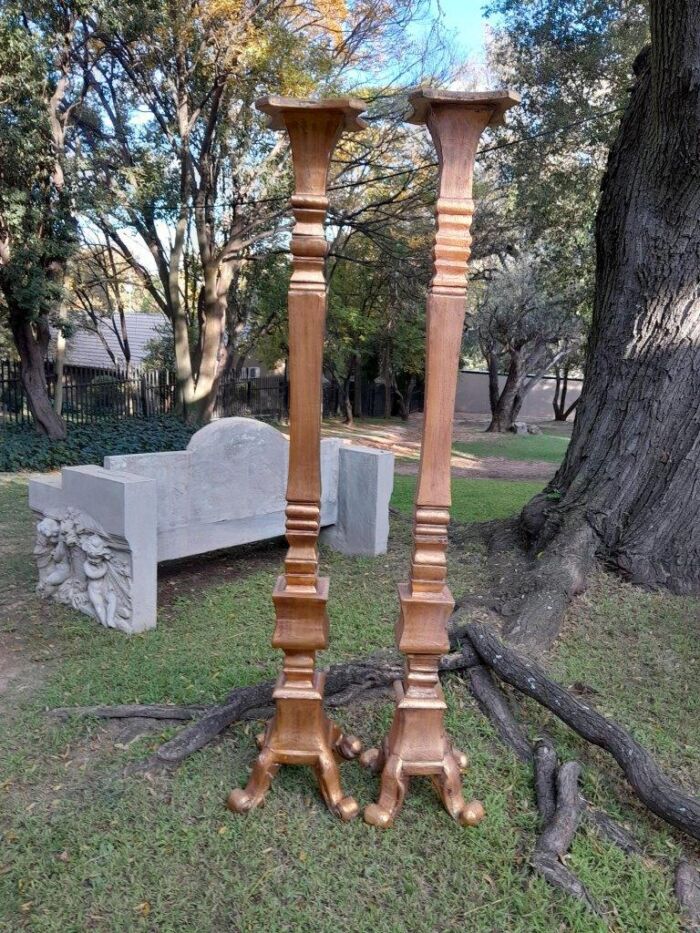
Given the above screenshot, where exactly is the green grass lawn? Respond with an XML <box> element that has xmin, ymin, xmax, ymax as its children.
<box><xmin>453</xmin><ymin>433</ymin><xmax>570</xmax><ymax>464</ymax></box>
<box><xmin>0</xmin><ymin>474</ymin><xmax>697</xmax><ymax>932</ymax></box>
<box><xmin>391</xmin><ymin>474</ymin><xmax>546</xmax><ymax>523</ymax></box>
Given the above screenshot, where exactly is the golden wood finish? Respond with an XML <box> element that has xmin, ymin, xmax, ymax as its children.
<box><xmin>362</xmin><ymin>88</ymin><xmax>519</xmax><ymax>829</ymax></box>
<box><xmin>228</xmin><ymin>97</ymin><xmax>367</xmax><ymax>821</ymax></box>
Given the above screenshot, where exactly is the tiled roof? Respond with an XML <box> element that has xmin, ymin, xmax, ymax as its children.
<box><xmin>49</xmin><ymin>313</ymin><xmax>167</xmax><ymax>369</ymax></box>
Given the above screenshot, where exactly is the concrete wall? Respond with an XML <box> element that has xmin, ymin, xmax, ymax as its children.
<box><xmin>455</xmin><ymin>370</ymin><xmax>583</xmax><ymax>420</ymax></box>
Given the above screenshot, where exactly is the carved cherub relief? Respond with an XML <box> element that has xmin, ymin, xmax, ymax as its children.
<box><xmin>33</xmin><ymin>509</ymin><xmax>133</xmax><ymax>634</ymax></box>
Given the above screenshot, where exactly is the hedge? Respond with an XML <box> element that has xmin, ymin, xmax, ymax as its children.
<box><xmin>0</xmin><ymin>417</ymin><xmax>197</xmax><ymax>472</ymax></box>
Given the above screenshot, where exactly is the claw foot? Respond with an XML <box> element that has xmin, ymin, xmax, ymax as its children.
<box><xmin>227</xmin><ymin>788</ymin><xmax>258</xmax><ymax>814</ymax></box>
<box><xmin>333</xmin><ymin>795</ymin><xmax>360</xmax><ymax>822</ymax></box>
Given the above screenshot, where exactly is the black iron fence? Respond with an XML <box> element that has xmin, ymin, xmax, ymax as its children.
<box><xmin>0</xmin><ymin>360</ymin><xmax>422</xmax><ymax>429</ymax></box>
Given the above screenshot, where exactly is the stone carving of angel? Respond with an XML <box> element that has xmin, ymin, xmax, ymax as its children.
<box><xmin>81</xmin><ymin>534</ymin><xmax>133</xmax><ymax>633</ymax></box>
<box><xmin>34</xmin><ymin>517</ymin><xmax>71</xmax><ymax>597</ymax></box>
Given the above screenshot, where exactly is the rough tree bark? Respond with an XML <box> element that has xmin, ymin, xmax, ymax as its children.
<box><xmin>490</xmin><ymin>3</ymin><xmax>700</xmax><ymax>649</ymax></box>
<box><xmin>530</xmin><ymin>3</ymin><xmax>700</xmax><ymax>591</ymax></box>
<box><xmin>9</xmin><ymin>318</ymin><xmax>66</xmax><ymax>439</ymax></box>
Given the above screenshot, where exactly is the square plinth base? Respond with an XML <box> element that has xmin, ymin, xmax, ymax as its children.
<box><xmin>272</xmin><ymin>575</ymin><xmax>329</xmax><ymax>651</ymax></box>
<box><xmin>361</xmin><ymin>679</ymin><xmax>485</xmax><ymax>829</ymax></box>
<box><xmin>395</xmin><ymin>582</ymin><xmax>453</xmax><ymax>655</ymax></box>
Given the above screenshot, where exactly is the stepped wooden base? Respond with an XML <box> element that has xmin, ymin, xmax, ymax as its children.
<box><xmin>227</xmin><ymin>669</ymin><xmax>361</xmax><ymax>821</ymax></box>
<box><xmin>361</xmin><ymin>679</ymin><xmax>485</xmax><ymax>828</ymax></box>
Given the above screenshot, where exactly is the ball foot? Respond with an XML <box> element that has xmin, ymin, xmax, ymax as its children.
<box><xmin>459</xmin><ymin>799</ymin><xmax>485</xmax><ymax>827</ymax></box>
<box><xmin>363</xmin><ymin>803</ymin><xmax>394</xmax><ymax>829</ymax></box>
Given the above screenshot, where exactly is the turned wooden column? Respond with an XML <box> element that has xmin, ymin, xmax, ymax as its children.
<box><xmin>228</xmin><ymin>97</ymin><xmax>366</xmax><ymax>821</ymax></box>
<box><xmin>363</xmin><ymin>88</ymin><xmax>519</xmax><ymax>829</ymax></box>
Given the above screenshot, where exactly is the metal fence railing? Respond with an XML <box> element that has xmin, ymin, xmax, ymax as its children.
<box><xmin>1</xmin><ymin>360</ymin><xmax>423</xmax><ymax>429</ymax></box>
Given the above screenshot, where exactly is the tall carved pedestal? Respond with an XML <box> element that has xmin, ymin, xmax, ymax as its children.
<box><xmin>228</xmin><ymin>97</ymin><xmax>366</xmax><ymax>821</ymax></box>
<box><xmin>362</xmin><ymin>89</ymin><xmax>519</xmax><ymax>829</ymax></box>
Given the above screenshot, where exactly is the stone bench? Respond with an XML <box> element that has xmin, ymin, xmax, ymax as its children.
<box><xmin>28</xmin><ymin>418</ymin><xmax>394</xmax><ymax>635</ymax></box>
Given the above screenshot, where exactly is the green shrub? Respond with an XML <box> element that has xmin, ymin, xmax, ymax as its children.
<box><xmin>0</xmin><ymin>416</ymin><xmax>197</xmax><ymax>472</ymax></box>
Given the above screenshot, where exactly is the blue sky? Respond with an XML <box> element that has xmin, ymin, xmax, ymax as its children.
<box><xmin>433</xmin><ymin>0</ymin><xmax>491</xmax><ymax>59</ymax></box>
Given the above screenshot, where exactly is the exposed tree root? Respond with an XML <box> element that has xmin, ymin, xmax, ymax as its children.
<box><xmin>480</xmin><ymin>515</ymin><xmax>597</xmax><ymax>652</ymax></box>
<box><xmin>465</xmin><ymin>673</ymin><xmax>600</xmax><ymax>913</ymax></box>
<box><xmin>49</xmin><ymin>625</ymin><xmax>699</xmax><ymax>844</ymax></box>
<box><xmin>533</xmin><ymin>738</ymin><xmax>558</xmax><ymax>826</ymax></box>
<box><xmin>583</xmin><ymin>807</ymin><xmax>643</xmax><ymax>857</ymax></box>
<box><xmin>48</xmin><ymin>704</ymin><xmax>208</xmax><ymax>721</ymax></box>
<box><xmin>467</xmin><ymin>665</ymin><xmax>532</xmax><ymax>763</ymax></box>
<box><xmin>464</xmin><ymin>622</ymin><xmax>700</xmax><ymax>840</ymax></box>
<box><xmin>532</xmin><ymin>761</ymin><xmax>603</xmax><ymax>917</ymax></box>
<box><xmin>676</xmin><ymin>861</ymin><xmax>700</xmax><ymax>932</ymax></box>
<box><xmin>536</xmin><ymin>761</ymin><xmax>583</xmax><ymax>859</ymax></box>
<box><xmin>49</xmin><ymin>621</ymin><xmax>700</xmax><ymax>920</ymax></box>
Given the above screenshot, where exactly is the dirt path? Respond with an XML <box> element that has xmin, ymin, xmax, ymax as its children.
<box><xmin>0</xmin><ymin>631</ymin><xmax>48</xmax><ymax>716</ymax></box>
<box><xmin>321</xmin><ymin>413</ymin><xmax>564</xmax><ymax>482</ymax></box>
<box><xmin>0</xmin><ymin>476</ymin><xmax>55</xmax><ymax>717</ymax></box>
<box><xmin>393</xmin><ymin>458</ymin><xmax>556</xmax><ymax>481</ymax></box>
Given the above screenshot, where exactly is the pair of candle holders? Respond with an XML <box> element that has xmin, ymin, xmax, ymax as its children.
<box><xmin>227</xmin><ymin>87</ymin><xmax>518</xmax><ymax>828</ymax></box>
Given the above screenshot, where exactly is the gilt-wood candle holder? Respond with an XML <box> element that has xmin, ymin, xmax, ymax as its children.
<box><xmin>362</xmin><ymin>88</ymin><xmax>519</xmax><ymax>829</ymax></box>
<box><xmin>227</xmin><ymin>97</ymin><xmax>366</xmax><ymax>821</ymax></box>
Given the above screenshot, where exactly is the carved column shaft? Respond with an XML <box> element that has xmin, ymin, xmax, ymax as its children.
<box><xmin>363</xmin><ymin>89</ymin><xmax>519</xmax><ymax>829</ymax></box>
<box><xmin>228</xmin><ymin>98</ymin><xmax>366</xmax><ymax>821</ymax></box>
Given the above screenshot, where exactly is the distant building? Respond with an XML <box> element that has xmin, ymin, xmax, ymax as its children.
<box><xmin>49</xmin><ymin>313</ymin><xmax>281</xmax><ymax>376</ymax></box>
<box><xmin>49</xmin><ymin>313</ymin><xmax>164</xmax><ymax>370</ymax></box>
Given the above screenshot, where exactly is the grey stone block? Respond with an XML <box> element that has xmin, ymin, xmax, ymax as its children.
<box><xmin>29</xmin><ymin>466</ymin><xmax>157</xmax><ymax>634</ymax></box>
<box><xmin>321</xmin><ymin>444</ymin><xmax>394</xmax><ymax>556</ymax></box>
<box><xmin>29</xmin><ymin>418</ymin><xmax>392</xmax><ymax>634</ymax></box>
<box><xmin>105</xmin><ymin>418</ymin><xmax>340</xmax><ymax>562</ymax></box>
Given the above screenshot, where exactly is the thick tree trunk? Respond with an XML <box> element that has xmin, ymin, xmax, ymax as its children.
<box><xmin>11</xmin><ymin>318</ymin><xmax>66</xmax><ymax>439</ymax></box>
<box><xmin>53</xmin><ymin>313</ymin><xmax>66</xmax><ymax>418</ymax></box>
<box><xmin>552</xmin><ymin>364</ymin><xmax>578</xmax><ymax>421</ymax></box>
<box><xmin>179</xmin><ymin>267</ymin><xmax>231</xmax><ymax>426</ymax></box>
<box><xmin>188</xmin><ymin>298</ymin><xmax>225</xmax><ymax>425</ymax></box>
<box><xmin>486</xmin><ymin>347</ymin><xmax>500</xmax><ymax>415</ymax></box>
<box><xmin>395</xmin><ymin>376</ymin><xmax>416</xmax><ymax>421</ymax></box>
<box><xmin>486</xmin><ymin>351</ymin><xmax>522</xmax><ymax>432</ymax></box>
<box><xmin>522</xmin><ymin>6</ymin><xmax>700</xmax><ymax>595</ymax></box>
<box><xmin>379</xmin><ymin>341</ymin><xmax>393</xmax><ymax>418</ymax></box>
<box><xmin>353</xmin><ymin>357</ymin><xmax>362</xmax><ymax>418</ymax></box>
<box><xmin>342</xmin><ymin>362</ymin><xmax>354</xmax><ymax>427</ymax></box>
